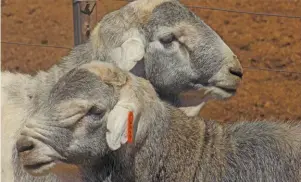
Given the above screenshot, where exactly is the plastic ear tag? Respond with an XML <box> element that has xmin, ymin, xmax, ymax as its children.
<box><xmin>127</xmin><ymin>111</ymin><xmax>134</xmax><ymax>143</ymax></box>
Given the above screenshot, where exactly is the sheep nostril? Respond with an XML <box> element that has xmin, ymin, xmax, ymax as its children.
<box><xmin>229</xmin><ymin>67</ymin><xmax>243</xmax><ymax>78</ymax></box>
<box><xmin>16</xmin><ymin>137</ymin><xmax>35</xmax><ymax>153</ymax></box>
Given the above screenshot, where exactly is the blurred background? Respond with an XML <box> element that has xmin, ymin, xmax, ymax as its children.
<box><xmin>2</xmin><ymin>0</ymin><xmax>301</xmax><ymax>122</ymax></box>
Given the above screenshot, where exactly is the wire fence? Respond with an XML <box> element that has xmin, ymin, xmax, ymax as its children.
<box><xmin>186</xmin><ymin>5</ymin><xmax>301</xmax><ymax>19</ymax></box>
<box><xmin>1</xmin><ymin>41</ymin><xmax>72</xmax><ymax>50</ymax></box>
<box><xmin>2</xmin><ymin>0</ymin><xmax>301</xmax><ymax>75</ymax></box>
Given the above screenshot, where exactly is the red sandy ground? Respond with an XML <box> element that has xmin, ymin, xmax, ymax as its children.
<box><xmin>2</xmin><ymin>0</ymin><xmax>301</xmax><ymax>122</ymax></box>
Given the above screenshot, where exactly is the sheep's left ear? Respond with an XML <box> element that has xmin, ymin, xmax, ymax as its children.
<box><xmin>106</xmin><ymin>102</ymin><xmax>139</xmax><ymax>151</ymax></box>
<box><xmin>109</xmin><ymin>32</ymin><xmax>145</xmax><ymax>71</ymax></box>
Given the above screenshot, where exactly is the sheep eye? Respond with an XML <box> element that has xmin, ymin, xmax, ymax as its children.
<box><xmin>159</xmin><ymin>34</ymin><xmax>177</xmax><ymax>45</ymax></box>
<box><xmin>86</xmin><ymin>106</ymin><xmax>105</xmax><ymax>120</ymax></box>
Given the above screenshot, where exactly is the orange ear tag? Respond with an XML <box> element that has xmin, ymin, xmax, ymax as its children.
<box><xmin>127</xmin><ymin>111</ymin><xmax>134</xmax><ymax>143</ymax></box>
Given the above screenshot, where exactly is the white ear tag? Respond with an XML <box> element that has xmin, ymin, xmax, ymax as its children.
<box><xmin>106</xmin><ymin>104</ymin><xmax>136</xmax><ymax>151</ymax></box>
<box><xmin>119</xmin><ymin>38</ymin><xmax>145</xmax><ymax>71</ymax></box>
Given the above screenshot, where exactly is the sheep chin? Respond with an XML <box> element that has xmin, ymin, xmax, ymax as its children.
<box><xmin>24</xmin><ymin>161</ymin><xmax>56</xmax><ymax>177</ymax></box>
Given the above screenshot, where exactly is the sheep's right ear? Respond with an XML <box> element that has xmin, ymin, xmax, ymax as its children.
<box><xmin>109</xmin><ymin>33</ymin><xmax>145</xmax><ymax>71</ymax></box>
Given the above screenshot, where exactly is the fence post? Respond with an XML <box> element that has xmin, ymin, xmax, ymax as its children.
<box><xmin>72</xmin><ymin>0</ymin><xmax>97</xmax><ymax>46</ymax></box>
<box><xmin>73</xmin><ymin>0</ymin><xmax>81</xmax><ymax>46</ymax></box>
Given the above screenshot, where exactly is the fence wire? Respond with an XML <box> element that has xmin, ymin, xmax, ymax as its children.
<box><xmin>242</xmin><ymin>67</ymin><xmax>301</xmax><ymax>75</ymax></box>
<box><xmin>114</xmin><ymin>0</ymin><xmax>301</xmax><ymax>19</ymax></box>
<box><xmin>188</xmin><ymin>5</ymin><xmax>301</xmax><ymax>19</ymax></box>
<box><xmin>1</xmin><ymin>41</ymin><xmax>72</xmax><ymax>50</ymax></box>
<box><xmin>2</xmin><ymin>1</ymin><xmax>301</xmax><ymax>75</ymax></box>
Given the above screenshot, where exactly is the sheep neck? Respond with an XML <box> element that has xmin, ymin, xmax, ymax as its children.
<box><xmin>130</xmin><ymin>107</ymin><xmax>227</xmax><ymax>182</ymax></box>
<box><xmin>78</xmin><ymin>104</ymin><xmax>226</xmax><ymax>182</ymax></box>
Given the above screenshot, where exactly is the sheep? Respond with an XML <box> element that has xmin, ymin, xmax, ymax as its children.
<box><xmin>2</xmin><ymin>0</ymin><xmax>243</xmax><ymax>181</ymax></box>
<box><xmin>15</xmin><ymin>62</ymin><xmax>301</xmax><ymax>182</ymax></box>
<box><xmin>2</xmin><ymin>0</ymin><xmax>243</xmax><ymax>115</ymax></box>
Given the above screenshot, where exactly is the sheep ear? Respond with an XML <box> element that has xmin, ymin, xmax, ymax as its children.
<box><xmin>110</xmin><ymin>37</ymin><xmax>145</xmax><ymax>71</ymax></box>
<box><xmin>106</xmin><ymin>103</ymin><xmax>138</xmax><ymax>150</ymax></box>
<box><xmin>80</xmin><ymin>61</ymin><xmax>128</xmax><ymax>86</ymax></box>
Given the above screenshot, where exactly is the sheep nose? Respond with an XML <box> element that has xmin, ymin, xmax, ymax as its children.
<box><xmin>16</xmin><ymin>137</ymin><xmax>35</xmax><ymax>153</ymax></box>
<box><xmin>229</xmin><ymin>66</ymin><xmax>243</xmax><ymax>78</ymax></box>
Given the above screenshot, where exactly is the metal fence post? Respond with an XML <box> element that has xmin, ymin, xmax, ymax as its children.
<box><xmin>72</xmin><ymin>0</ymin><xmax>97</xmax><ymax>46</ymax></box>
<box><xmin>73</xmin><ymin>0</ymin><xmax>81</xmax><ymax>46</ymax></box>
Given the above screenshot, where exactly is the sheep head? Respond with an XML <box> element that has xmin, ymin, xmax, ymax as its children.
<box><xmin>15</xmin><ymin>62</ymin><xmax>159</xmax><ymax>176</ymax></box>
<box><xmin>91</xmin><ymin>0</ymin><xmax>243</xmax><ymax>114</ymax></box>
